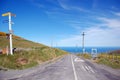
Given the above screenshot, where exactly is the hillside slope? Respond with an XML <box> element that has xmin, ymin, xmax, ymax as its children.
<box><xmin>0</xmin><ymin>32</ymin><xmax>68</xmax><ymax>69</ymax></box>
<box><xmin>0</xmin><ymin>32</ymin><xmax>45</xmax><ymax>49</ymax></box>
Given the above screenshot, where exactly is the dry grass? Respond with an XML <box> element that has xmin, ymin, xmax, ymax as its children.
<box><xmin>77</xmin><ymin>53</ymin><xmax>92</xmax><ymax>59</ymax></box>
<box><xmin>96</xmin><ymin>53</ymin><xmax>120</xmax><ymax>69</ymax></box>
<box><xmin>0</xmin><ymin>47</ymin><xmax>67</xmax><ymax>70</ymax></box>
<box><xmin>0</xmin><ymin>32</ymin><xmax>68</xmax><ymax>69</ymax></box>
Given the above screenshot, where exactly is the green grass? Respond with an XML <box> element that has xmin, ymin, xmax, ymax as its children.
<box><xmin>0</xmin><ymin>33</ymin><xmax>45</xmax><ymax>49</ymax></box>
<box><xmin>0</xmin><ymin>47</ymin><xmax>67</xmax><ymax>70</ymax></box>
<box><xmin>0</xmin><ymin>32</ymin><xmax>68</xmax><ymax>69</ymax></box>
<box><xmin>97</xmin><ymin>57</ymin><xmax>120</xmax><ymax>69</ymax></box>
<box><xmin>96</xmin><ymin>53</ymin><xmax>120</xmax><ymax>69</ymax></box>
<box><xmin>0</xmin><ymin>51</ymin><xmax>38</xmax><ymax>69</ymax></box>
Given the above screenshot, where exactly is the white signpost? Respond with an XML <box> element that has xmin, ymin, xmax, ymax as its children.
<box><xmin>2</xmin><ymin>12</ymin><xmax>16</xmax><ymax>55</ymax></box>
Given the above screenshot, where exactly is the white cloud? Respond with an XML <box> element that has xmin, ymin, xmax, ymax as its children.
<box><xmin>114</xmin><ymin>12</ymin><xmax>120</xmax><ymax>16</ymax></box>
<box><xmin>57</xmin><ymin>0</ymin><xmax>90</xmax><ymax>12</ymax></box>
<box><xmin>85</xmin><ymin>27</ymin><xmax>120</xmax><ymax>46</ymax></box>
<box><xmin>71</xmin><ymin>7</ymin><xmax>90</xmax><ymax>13</ymax></box>
<box><xmin>58</xmin><ymin>35</ymin><xmax>81</xmax><ymax>46</ymax></box>
<box><xmin>58</xmin><ymin>26</ymin><xmax>120</xmax><ymax>47</ymax></box>
<box><xmin>27</xmin><ymin>0</ymin><xmax>45</xmax><ymax>9</ymax></box>
<box><xmin>57</xmin><ymin>0</ymin><xmax>70</xmax><ymax>10</ymax></box>
<box><xmin>98</xmin><ymin>17</ymin><xmax>120</xmax><ymax>28</ymax></box>
<box><xmin>26</xmin><ymin>0</ymin><xmax>120</xmax><ymax>47</ymax></box>
<box><xmin>57</xmin><ymin>17</ymin><xmax>120</xmax><ymax>47</ymax></box>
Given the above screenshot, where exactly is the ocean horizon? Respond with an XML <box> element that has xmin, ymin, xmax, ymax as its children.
<box><xmin>56</xmin><ymin>47</ymin><xmax>120</xmax><ymax>54</ymax></box>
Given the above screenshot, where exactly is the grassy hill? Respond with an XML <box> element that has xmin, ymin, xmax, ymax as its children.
<box><xmin>0</xmin><ymin>32</ymin><xmax>45</xmax><ymax>48</ymax></box>
<box><xmin>0</xmin><ymin>32</ymin><xmax>68</xmax><ymax>70</ymax></box>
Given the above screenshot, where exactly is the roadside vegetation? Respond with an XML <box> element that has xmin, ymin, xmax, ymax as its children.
<box><xmin>77</xmin><ymin>53</ymin><xmax>92</xmax><ymax>59</ymax></box>
<box><xmin>0</xmin><ymin>32</ymin><xmax>68</xmax><ymax>70</ymax></box>
<box><xmin>96</xmin><ymin>52</ymin><xmax>120</xmax><ymax>69</ymax></box>
<box><xmin>77</xmin><ymin>50</ymin><xmax>120</xmax><ymax>69</ymax></box>
<box><xmin>0</xmin><ymin>47</ymin><xmax>67</xmax><ymax>70</ymax></box>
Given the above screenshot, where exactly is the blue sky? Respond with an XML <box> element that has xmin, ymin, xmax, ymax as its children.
<box><xmin>0</xmin><ymin>0</ymin><xmax>120</xmax><ymax>47</ymax></box>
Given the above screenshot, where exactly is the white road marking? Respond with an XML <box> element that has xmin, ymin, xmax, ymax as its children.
<box><xmin>71</xmin><ymin>55</ymin><xmax>78</xmax><ymax>80</ymax></box>
<box><xmin>88</xmin><ymin>66</ymin><xmax>95</xmax><ymax>73</ymax></box>
<box><xmin>81</xmin><ymin>65</ymin><xmax>87</xmax><ymax>71</ymax></box>
<box><xmin>74</xmin><ymin>58</ymin><xmax>85</xmax><ymax>62</ymax></box>
<box><xmin>85</xmin><ymin>65</ymin><xmax>89</xmax><ymax>71</ymax></box>
<box><xmin>82</xmin><ymin>65</ymin><xmax>95</xmax><ymax>73</ymax></box>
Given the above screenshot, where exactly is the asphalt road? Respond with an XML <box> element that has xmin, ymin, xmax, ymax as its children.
<box><xmin>6</xmin><ymin>54</ymin><xmax>120</xmax><ymax>80</ymax></box>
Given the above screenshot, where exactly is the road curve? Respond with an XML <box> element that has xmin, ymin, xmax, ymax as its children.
<box><xmin>5</xmin><ymin>54</ymin><xmax>120</xmax><ymax>80</ymax></box>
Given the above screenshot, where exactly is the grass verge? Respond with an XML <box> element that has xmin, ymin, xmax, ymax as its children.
<box><xmin>0</xmin><ymin>47</ymin><xmax>68</xmax><ymax>70</ymax></box>
<box><xmin>77</xmin><ymin>53</ymin><xmax>92</xmax><ymax>59</ymax></box>
<box><xmin>96</xmin><ymin>54</ymin><xmax>120</xmax><ymax>69</ymax></box>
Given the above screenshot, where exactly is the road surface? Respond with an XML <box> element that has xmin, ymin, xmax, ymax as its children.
<box><xmin>1</xmin><ymin>54</ymin><xmax>120</xmax><ymax>80</ymax></box>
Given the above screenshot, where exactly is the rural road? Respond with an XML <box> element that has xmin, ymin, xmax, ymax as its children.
<box><xmin>0</xmin><ymin>54</ymin><xmax>120</xmax><ymax>80</ymax></box>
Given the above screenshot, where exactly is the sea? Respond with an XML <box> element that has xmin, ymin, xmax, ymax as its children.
<box><xmin>56</xmin><ymin>47</ymin><xmax>120</xmax><ymax>54</ymax></box>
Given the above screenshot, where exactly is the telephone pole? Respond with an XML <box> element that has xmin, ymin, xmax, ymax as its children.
<box><xmin>2</xmin><ymin>12</ymin><xmax>16</xmax><ymax>55</ymax></box>
<box><xmin>82</xmin><ymin>32</ymin><xmax>85</xmax><ymax>54</ymax></box>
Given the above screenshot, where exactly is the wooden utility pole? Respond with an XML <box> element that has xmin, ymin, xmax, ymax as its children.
<box><xmin>82</xmin><ymin>32</ymin><xmax>85</xmax><ymax>54</ymax></box>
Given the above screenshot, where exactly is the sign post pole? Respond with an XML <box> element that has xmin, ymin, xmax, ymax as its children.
<box><xmin>2</xmin><ymin>12</ymin><xmax>16</xmax><ymax>55</ymax></box>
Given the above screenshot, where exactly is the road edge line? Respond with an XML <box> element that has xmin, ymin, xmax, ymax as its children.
<box><xmin>71</xmin><ymin>55</ymin><xmax>78</xmax><ymax>80</ymax></box>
